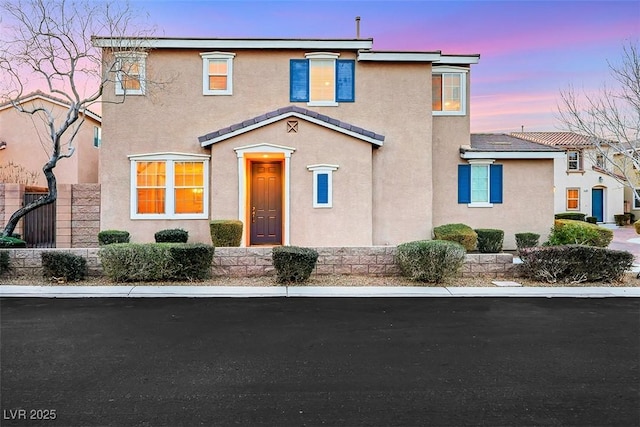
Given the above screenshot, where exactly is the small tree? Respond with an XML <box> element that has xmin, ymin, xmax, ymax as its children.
<box><xmin>0</xmin><ymin>0</ymin><xmax>155</xmax><ymax>237</ymax></box>
<box><xmin>558</xmin><ymin>41</ymin><xmax>640</xmax><ymax>207</ymax></box>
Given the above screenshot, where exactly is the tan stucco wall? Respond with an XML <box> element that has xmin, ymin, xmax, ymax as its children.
<box><xmin>100</xmin><ymin>48</ymin><xmax>437</xmax><ymax>245</ymax></box>
<box><xmin>0</xmin><ymin>99</ymin><xmax>99</xmax><ymax>186</ymax></box>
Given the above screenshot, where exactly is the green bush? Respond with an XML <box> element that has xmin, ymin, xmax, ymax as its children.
<box><xmin>475</xmin><ymin>229</ymin><xmax>504</xmax><ymax>253</ymax></box>
<box><xmin>0</xmin><ymin>251</ymin><xmax>10</xmax><ymax>276</ymax></box>
<box><xmin>98</xmin><ymin>230</ymin><xmax>130</xmax><ymax>245</ymax></box>
<box><xmin>432</xmin><ymin>223</ymin><xmax>476</xmax><ymax>251</ymax></box>
<box><xmin>585</xmin><ymin>216</ymin><xmax>598</xmax><ymax>224</ymax></box>
<box><xmin>519</xmin><ymin>245</ymin><xmax>633</xmax><ymax>283</ymax></box>
<box><xmin>546</xmin><ymin>219</ymin><xmax>613</xmax><ymax>247</ymax></box>
<box><xmin>0</xmin><ymin>236</ymin><xmax>27</xmax><ymax>248</ymax></box>
<box><xmin>554</xmin><ymin>212</ymin><xmax>586</xmax><ymax>221</ymax></box>
<box><xmin>634</xmin><ymin>219</ymin><xmax>640</xmax><ymax>235</ymax></box>
<box><xmin>515</xmin><ymin>232</ymin><xmax>540</xmax><ymax>250</ymax></box>
<box><xmin>99</xmin><ymin>243</ymin><xmax>214</xmax><ymax>282</ymax></box>
<box><xmin>154</xmin><ymin>228</ymin><xmax>189</xmax><ymax>243</ymax></box>
<box><xmin>396</xmin><ymin>240</ymin><xmax>466</xmax><ymax>283</ymax></box>
<box><xmin>41</xmin><ymin>252</ymin><xmax>87</xmax><ymax>281</ymax></box>
<box><xmin>272</xmin><ymin>246</ymin><xmax>319</xmax><ymax>284</ymax></box>
<box><xmin>210</xmin><ymin>220</ymin><xmax>243</xmax><ymax>247</ymax></box>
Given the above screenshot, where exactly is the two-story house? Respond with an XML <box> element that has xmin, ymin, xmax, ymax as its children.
<box><xmin>93</xmin><ymin>36</ymin><xmax>561</xmax><ymax>249</ymax></box>
<box><xmin>511</xmin><ymin>132</ymin><xmax>625</xmax><ymax>223</ymax></box>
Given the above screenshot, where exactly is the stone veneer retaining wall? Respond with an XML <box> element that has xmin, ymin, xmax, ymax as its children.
<box><xmin>4</xmin><ymin>247</ymin><xmax>518</xmax><ymax>280</ymax></box>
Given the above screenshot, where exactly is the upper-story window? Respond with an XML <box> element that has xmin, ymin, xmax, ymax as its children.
<box><xmin>432</xmin><ymin>66</ymin><xmax>467</xmax><ymax>116</ymax></box>
<box><xmin>200</xmin><ymin>52</ymin><xmax>235</xmax><ymax>95</ymax></box>
<box><xmin>290</xmin><ymin>52</ymin><xmax>355</xmax><ymax>106</ymax></box>
<box><xmin>567</xmin><ymin>150</ymin><xmax>582</xmax><ymax>171</ymax></box>
<box><xmin>115</xmin><ymin>51</ymin><xmax>147</xmax><ymax>96</ymax></box>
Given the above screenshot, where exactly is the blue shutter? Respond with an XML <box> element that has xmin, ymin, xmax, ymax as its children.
<box><xmin>489</xmin><ymin>164</ymin><xmax>503</xmax><ymax>204</ymax></box>
<box><xmin>317</xmin><ymin>173</ymin><xmax>329</xmax><ymax>204</ymax></box>
<box><xmin>458</xmin><ymin>165</ymin><xmax>471</xmax><ymax>204</ymax></box>
<box><xmin>290</xmin><ymin>59</ymin><xmax>309</xmax><ymax>102</ymax></box>
<box><xmin>336</xmin><ymin>60</ymin><xmax>355</xmax><ymax>102</ymax></box>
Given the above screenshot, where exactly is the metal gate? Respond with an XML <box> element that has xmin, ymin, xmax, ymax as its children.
<box><xmin>23</xmin><ymin>192</ymin><xmax>56</xmax><ymax>248</ymax></box>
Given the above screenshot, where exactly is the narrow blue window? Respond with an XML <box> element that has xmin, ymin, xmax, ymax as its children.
<box><xmin>489</xmin><ymin>164</ymin><xmax>503</xmax><ymax>204</ymax></box>
<box><xmin>458</xmin><ymin>164</ymin><xmax>471</xmax><ymax>204</ymax></box>
<box><xmin>336</xmin><ymin>60</ymin><xmax>355</xmax><ymax>102</ymax></box>
<box><xmin>317</xmin><ymin>173</ymin><xmax>329</xmax><ymax>204</ymax></box>
<box><xmin>290</xmin><ymin>59</ymin><xmax>309</xmax><ymax>102</ymax></box>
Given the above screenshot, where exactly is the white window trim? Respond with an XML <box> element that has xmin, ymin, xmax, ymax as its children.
<box><xmin>468</xmin><ymin>159</ymin><xmax>493</xmax><ymax>208</ymax></box>
<box><xmin>432</xmin><ymin>66</ymin><xmax>468</xmax><ymax>116</ymax></box>
<box><xmin>200</xmin><ymin>51</ymin><xmax>235</xmax><ymax>96</ymax></box>
<box><xmin>566</xmin><ymin>187</ymin><xmax>581</xmax><ymax>211</ymax></box>
<box><xmin>128</xmin><ymin>152</ymin><xmax>210</xmax><ymax>220</ymax></box>
<box><xmin>307</xmin><ymin>164</ymin><xmax>339</xmax><ymax>208</ymax></box>
<box><xmin>633</xmin><ymin>189</ymin><xmax>640</xmax><ymax>210</ymax></box>
<box><xmin>93</xmin><ymin>126</ymin><xmax>101</xmax><ymax>148</ymax></box>
<box><xmin>305</xmin><ymin>52</ymin><xmax>340</xmax><ymax>107</ymax></box>
<box><xmin>567</xmin><ymin>150</ymin><xmax>582</xmax><ymax>171</ymax></box>
<box><xmin>115</xmin><ymin>51</ymin><xmax>147</xmax><ymax>96</ymax></box>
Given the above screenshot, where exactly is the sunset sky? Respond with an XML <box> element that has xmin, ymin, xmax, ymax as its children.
<box><xmin>132</xmin><ymin>0</ymin><xmax>639</xmax><ymax>133</ymax></box>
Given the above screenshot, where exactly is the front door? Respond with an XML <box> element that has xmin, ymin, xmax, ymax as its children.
<box><xmin>592</xmin><ymin>188</ymin><xmax>604</xmax><ymax>222</ymax></box>
<box><xmin>250</xmin><ymin>162</ymin><xmax>282</xmax><ymax>245</ymax></box>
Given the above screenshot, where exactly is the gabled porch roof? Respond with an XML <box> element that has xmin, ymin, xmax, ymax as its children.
<box><xmin>198</xmin><ymin>106</ymin><xmax>385</xmax><ymax>147</ymax></box>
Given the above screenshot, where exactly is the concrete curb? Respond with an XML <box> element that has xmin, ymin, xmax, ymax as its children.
<box><xmin>1</xmin><ymin>285</ymin><xmax>639</xmax><ymax>298</ymax></box>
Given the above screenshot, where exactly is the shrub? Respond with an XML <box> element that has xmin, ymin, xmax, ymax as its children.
<box><xmin>0</xmin><ymin>236</ymin><xmax>27</xmax><ymax>248</ymax></box>
<box><xmin>614</xmin><ymin>214</ymin><xmax>627</xmax><ymax>226</ymax></box>
<box><xmin>155</xmin><ymin>228</ymin><xmax>189</xmax><ymax>243</ymax></box>
<box><xmin>210</xmin><ymin>220</ymin><xmax>243</xmax><ymax>247</ymax></box>
<box><xmin>519</xmin><ymin>245</ymin><xmax>633</xmax><ymax>283</ymax></box>
<box><xmin>554</xmin><ymin>212</ymin><xmax>586</xmax><ymax>221</ymax></box>
<box><xmin>432</xmin><ymin>223</ymin><xmax>476</xmax><ymax>251</ymax></box>
<box><xmin>515</xmin><ymin>232</ymin><xmax>540</xmax><ymax>250</ymax></box>
<box><xmin>546</xmin><ymin>219</ymin><xmax>613</xmax><ymax>247</ymax></box>
<box><xmin>272</xmin><ymin>246</ymin><xmax>319</xmax><ymax>284</ymax></box>
<box><xmin>0</xmin><ymin>251</ymin><xmax>10</xmax><ymax>276</ymax></box>
<box><xmin>585</xmin><ymin>216</ymin><xmax>598</xmax><ymax>224</ymax></box>
<box><xmin>396</xmin><ymin>240</ymin><xmax>466</xmax><ymax>283</ymax></box>
<box><xmin>475</xmin><ymin>228</ymin><xmax>504</xmax><ymax>253</ymax></box>
<box><xmin>634</xmin><ymin>219</ymin><xmax>640</xmax><ymax>235</ymax></box>
<box><xmin>41</xmin><ymin>252</ymin><xmax>87</xmax><ymax>281</ymax></box>
<box><xmin>98</xmin><ymin>230</ymin><xmax>130</xmax><ymax>245</ymax></box>
<box><xmin>99</xmin><ymin>243</ymin><xmax>214</xmax><ymax>282</ymax></box>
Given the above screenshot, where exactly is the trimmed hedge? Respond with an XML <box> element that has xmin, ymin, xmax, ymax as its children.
<box><xmin>0</xmin><ymin>236</ymin><xmax>27</xmax><ymax>248</ymax></box>
<box><xmin>155</xmin><ymin>228</ymin><xmax>188</xmax><ymax>243</ymax></box>
<box><xmin>210</xmin><ymin>220</ymin><xmax>243</xmax><ymax>247</ymax></box>
<box><xmin>272</xmin><ymin>246</ymin><xmax>319</xmax><ymax>284</ymax></box>
<box><xmin>634</xmin><ymin>219</ymin><xmax>640</xmax><ymax>235</ymax></box>
<box><xmin>515</xmin><ymin>232</ymin><xmax>540</xmax><ymax>250</ymax></box>
<box><xmin>396</xmin><ymin>240</ymin><xmax>466</xmax><ymax>283</ymax></box>
<box><xmin>547</xmin><ymin>219</ymin><xmax>613</xmax><ymax>247</ymax></box>
<box><xmin>475</xmin><ymin>228</ymin><xmax>504</xmax><ymax>253</ymax></box>
<box><xmin>614</xmin><ymin>214</ymin><xmax>626</xmax><ymax>226</ymax></box>
<box><xmin>585</xmin><ymin>216</ymin><xmax>598</xmax><ymax>224</ymax></box>
<box><xmin>433</xmin><ymin>223</ymin><xmax>476</xmax><ymax>251</ymax></box>
<box><xmin>41</xmin><ymin>252</ymin><xmax>87</xmax><ymax>281</ymax></box>
<box><xmin>554</xmin><ymin>212</ymin><xmax>586</xmax><ymax>221</ymax></box>
<box><xmin>519</xmin><ymin>245</ymin><xmax>633</xmax><ymax>283</ymax></box>
<box><xmin>0</xmin><ymin>250</ymin><xmax>10</xmax><ymax>276</ymax></box>
<box><xmin>99</xmin><ymin>243</ymin><xmax>215</xmax><ymax>282</ymax></box>
<box><xmin>98</xmin><ymin>230</ymin><xmax>130</xmax><ymax>245</ymax></box>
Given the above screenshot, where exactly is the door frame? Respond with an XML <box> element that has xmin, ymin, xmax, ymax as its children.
<box><xmin>248</xmin><ymin>160</ymin><xmax>284</xmax><ymax>245</ymax></box>
<box><xmin>234</xmin><ymin>143</ymin><xmax>295</xmax><ymax>247</ymax></box>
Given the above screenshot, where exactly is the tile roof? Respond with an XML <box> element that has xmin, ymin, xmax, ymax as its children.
<box><xmin>199</xmin><ymin>106</ymin><xmax>385</xmax><ymax>146</ymax></box>
<box><xmin>467</xmin><ymin>134</ymin><xmax>563</xmax><ymax>152</ymax></box>
<box><xmin>509</xmin><ymin>132</ymin><xmax>610</xmax><ymax>148</ymax></box>
<box><xmin>0</xmin><ymin>90</ymin><xmax>102</xmax><ymax>122</ymax></box>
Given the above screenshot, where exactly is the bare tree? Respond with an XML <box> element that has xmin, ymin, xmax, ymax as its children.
<box><xmin>0</xmin><ymin>0</ymin><xmax>154</xmax><ymax>238</ymax></box>
<box><xmin>558</xmin><ymin>41</ymin><xmax>640</xmax><ymax>206</ymax></box>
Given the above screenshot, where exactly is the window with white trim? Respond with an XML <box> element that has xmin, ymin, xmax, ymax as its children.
<box><xmin>115</xmin><ymin>51</ymin><xmax>147</xmax><ymax>96</ymax></box>
<box><xmin>567</xmin><ymin>150</ymin><xmax>582</xmax><ymax>171</ymax></box>
<box><xmin>307</xmin><ymin>164</ymin><xmax>338</xmax><ymax>208</ymax></box>
<box><xmin>566</xmin><ymin>188</ymin><xmax>580</xmax><ymax>210</ymax></box>
<box><xmin>290</xmin><ymin>53</ymin><xmax>355</xmax><ymax>106</ymax></box>
<box><xmin>93</xmin><ymin>126</ymin><xmax>101</xmax><ymax>148</ymax></box>
<box><xmin>129</xmin><ymin>153</ymin><xmax>210</xmax><ymax>219</ymax></box>
<box><xmin>634</xmin><ymin>189</ymin><xmax>640</xmax><ymax>209</ymax></box>
<box><xmin>200</xmin><ymin>52</ymin><xmax>235</xmax><ymax>95</ymax></box>
<box><xmin>432</xmin><ymin>66</ymin><xmax>467</xmax><ymax>116</ymax></box>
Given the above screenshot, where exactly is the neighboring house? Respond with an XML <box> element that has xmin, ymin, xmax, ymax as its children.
<box><xmin>0</xmin><ymin>91</ymin><xmax>102</xmax><ymax>186</ymax></box>
<box><xmin>92</xmin><ymin>36</ymin><xmax>560</xmax><ymax>249</ymax></box>
<box><xmin>511</xmin><ymin>132</ymin><xmax>625</xmax><ymax>223</ymax></box>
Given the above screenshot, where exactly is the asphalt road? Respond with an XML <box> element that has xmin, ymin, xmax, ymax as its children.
<box><xmin>1</xmin><ymin>297</ymin><xmax>639</xmax><ymax>426</ymax></box>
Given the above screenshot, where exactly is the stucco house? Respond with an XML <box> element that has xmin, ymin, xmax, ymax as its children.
<box><xmin>511</xmin><ymin>132</ymin><xmax>625</xmax><ymax>223</ymax></box>
<box><xmin>92</xmin><ymin>36</ymin><xmax>561</xmax><ymax>249</ymax></box>
<box><xmin>0</xmin><ymin>91</ymin><xmax>101</xmax><ymax>186</ymax></box>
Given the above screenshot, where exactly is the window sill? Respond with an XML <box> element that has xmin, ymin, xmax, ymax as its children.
<box><xmin>307</xmin><ymin>101</ymin><xmax>339</xmax><ymax>107</ymax></box>
<box><xmin>566</xmin><ymin>170</ymin><xmax>585</xmax><ymax>174</ymax></box>
<box><xmin>433</xmin><ymin>111</ymin><xmax>466</xmax><ymax>116</ymax></box>
<box><xmin>467</xmin><ymin>202</ymin><xmax>493</xmax><ymax>208</ymax></box>
<box><xmin>203</xmin><ymin>91</ymin><xmax>233</xmax><ymax>96</ymax></box>
<box><xmin>131</xmin><ymin>213</ymin><xmax>208</xmax><ymax>220</ymax></box>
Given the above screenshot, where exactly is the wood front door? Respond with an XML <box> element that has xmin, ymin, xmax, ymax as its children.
<box><xmin>250</xmin><ymin>162</ymin><xmax>282</xmax><ymax>245</ymax></box>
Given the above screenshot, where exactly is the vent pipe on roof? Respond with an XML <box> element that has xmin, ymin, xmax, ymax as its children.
<box><xmin>355</xmin><ymin>16</ymin><xmax>361</xmax><ymax>39</ymax></box>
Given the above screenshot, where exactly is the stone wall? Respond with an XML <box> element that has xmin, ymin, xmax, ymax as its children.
<box><xmin>4</xmin><ymin>247</ymin><xmax>518</xmax><ymax>280</ymax></box>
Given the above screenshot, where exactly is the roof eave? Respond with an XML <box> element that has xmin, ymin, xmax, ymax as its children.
<box><xmin>92</xmin><ymin>37</ymin><xmax>374</xmax><ymax>50</ymax></box>
<box><xmin>460</xmin><ymin>150</ymin><xmax>565</xmax><ymax>159</ymax></box>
